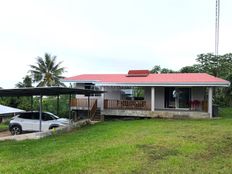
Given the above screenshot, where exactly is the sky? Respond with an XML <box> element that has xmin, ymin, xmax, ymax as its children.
<box><xmin>0</xmin><ymin>0</ymin><xmax>231</xmax><ymax>88</ymax></box>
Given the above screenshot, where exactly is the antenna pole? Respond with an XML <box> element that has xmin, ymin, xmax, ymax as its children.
<box><xmin>215</xmin><ymin>0</ymin><xmax>220</xmax><ymax>56</ymax></box>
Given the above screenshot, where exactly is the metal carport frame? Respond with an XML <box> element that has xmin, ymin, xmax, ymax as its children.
<box><xmin>0</xmin><ymin>87</ymin><xmax>104</xmax><ymax>132</ymax></box>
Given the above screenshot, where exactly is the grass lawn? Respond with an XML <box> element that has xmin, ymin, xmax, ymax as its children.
<box><xmin>0</xmin><ymin>123</ymin><xmax>8</xmax><ymax>132</ymax></box>
<box><xmin>0</xmin><ymin>108</ymin><xmax>232</xmax><ymax>174</ymax></box>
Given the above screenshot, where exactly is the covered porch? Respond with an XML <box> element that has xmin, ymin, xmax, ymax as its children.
<box><xmin>101</xmin><ymin>86</ymin><xmax>212</xmax><ymax>117</ymax></box>
<box><xmin>70</xmin><ymin>86</ymin><xmax>213</xmax><ymax>119</ymax></box>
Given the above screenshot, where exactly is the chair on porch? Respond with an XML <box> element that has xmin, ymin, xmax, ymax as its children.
<box><xmin>190</xmin><ymin>100</ymin><xmax>200</xmax><ymax>111</ymax></box>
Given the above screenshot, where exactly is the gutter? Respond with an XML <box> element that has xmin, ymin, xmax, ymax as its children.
<box><xmin>63</xmin><ymin>80</ymin><xmax>230</xmax><ymax>87</ymax></box>
<box><xmin>94</xmin><ymin>82</ymin><xmax>230</xmax><ymax>87</ymax></box>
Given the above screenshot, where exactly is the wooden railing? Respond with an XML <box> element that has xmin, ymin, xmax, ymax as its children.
<box><xmin>90</xmin><ymin>100</ymin><xmax>98</xmax><ymax>119</ymax></box>
<box><xmin>189</xmin><ymin>100</ymin><xmax>208</xmax><ymax>112</ymax></box>
<box><xmin>71</xmin><ymin>98</ymin><xmax>96</xmax><ymax>108</ymax></box>
<box><xmin>104</xmin><ymin>99</ymin><xmax>150</xmax><ymax>110</ymax></box>
<box><xmin>201</xmin><ymin>100</ymin><xmax>208</xmax><ymax>112</ymax></box>
<box><xmin>71</xmin><ymin>98</ymin><xmax>98</xmax><ymax>119</ymax></box>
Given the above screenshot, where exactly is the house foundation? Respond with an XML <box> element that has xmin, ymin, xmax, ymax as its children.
<box><xmin>102</xmin><ymin>109</ymin><xmax>210</xmax><ymax>119</ymax></box>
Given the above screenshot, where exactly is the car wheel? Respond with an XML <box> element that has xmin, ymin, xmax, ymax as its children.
<box><xmin>49</xmin><ymin>126</ymin><xmax>59</xmax><ymax>130</ymax></box>
<box><xmin>10</xmin><ymin>125</ymin><xmax>22</xmax><ymax>135</ymax></box>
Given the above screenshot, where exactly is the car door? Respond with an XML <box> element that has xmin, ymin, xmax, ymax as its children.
<box><xmin>18</xmin><ymin>113</ymin><xmax>33</xmax><ymax>131</ymax></box>
<box><xmin>31</xmin><ymin>112</ymin><xmax>41</xmax><ymax>131</ymax></box>
<box><xmin>41</xmin><ymin>113</ymin><xmax>55</xmax><ymax>131</ymax></box>
<box><xmin>17</xmin><ymin>112</ymin><xmax>32</xmax><ymax>131</ymax></box>
<box><xmin>21</xmin><ymin>112</ymin><xmax>33</xmax><ymax>131</ymax></box>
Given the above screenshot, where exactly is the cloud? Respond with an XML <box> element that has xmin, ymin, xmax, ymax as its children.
<box><xmin>0</xmin><ymin>0</ymin><xmax>232</xmax><ymax>88</ymax></box>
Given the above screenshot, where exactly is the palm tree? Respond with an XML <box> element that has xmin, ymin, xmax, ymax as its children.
<box><xmin>16</xmin><ymin>75</ymin><xmax>33</xmax><ymax>88</ymax></box>
<box><xmin>29</xmin><ymin>53</ymin><xmax>66</xmax><ymax>87</ymax></box>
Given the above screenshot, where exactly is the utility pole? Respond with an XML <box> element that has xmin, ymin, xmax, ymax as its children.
<box><xmin>215</xmin><ymin>0</ymin><xmax>220</xmax><ymax>56</ymax></box>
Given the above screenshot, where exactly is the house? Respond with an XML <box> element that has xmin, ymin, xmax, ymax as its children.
<box><xmin>64</xmin><ymin>70</ymin><xmax>230</xmax><ymax>119</ymax></box>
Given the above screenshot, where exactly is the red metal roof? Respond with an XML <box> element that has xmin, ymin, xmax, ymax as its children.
<box><xmin>65</xmin><ymin>73</ymin><xmax>229</xmax><ymax>86</ymax></box>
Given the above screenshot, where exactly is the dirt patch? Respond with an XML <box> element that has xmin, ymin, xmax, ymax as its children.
<box><xmin>132</xmin><ymin>144</ymin><xmax>179</xmax><ymax>174</ymax></box>
<box><xmin>0</xmin><ymin>131</ymin><xmax>11</xmax><ymax>137</ymax></box>
<box><xmin>179</xmin><ymin>135</ymin><xmax>197</xmax><ymax>140</ymax></box>
<box><xmin>194</xmin><ymin>135</ymin><xmax>232</xmax><ymax>160</ymax></box>
<box><xmin>137</xmin><ymin>144</ymin><xmax>179</xmax><ymax>160</ymax></box>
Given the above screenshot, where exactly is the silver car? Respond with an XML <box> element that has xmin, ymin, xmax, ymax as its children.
<box><xmin>9</xmin><ymin>111</ymin><xmax>70</xmax><ymax>135</ymax></box>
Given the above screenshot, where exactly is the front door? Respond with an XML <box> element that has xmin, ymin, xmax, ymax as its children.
<box><xmin>165</xmin><ymin>87</ymin><xmax>191</xmax><ymax>109</ymax></box>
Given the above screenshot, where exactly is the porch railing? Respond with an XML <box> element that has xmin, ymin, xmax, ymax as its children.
<box><xmin>90</xmin><ymin>99</ymin><xmax>98</xmax><ymax>119</ymax></box>
<box><xmin>71</xmin><ymin>98</ymin><xmax>98</xmax><ymax>119</ymax></box>
<box><xmin>104</xmin><ymin>99</ymin><xmax>150</xmax><ymax>110</ymax></box>
<box><xmin>71</xmin><ymin>98</ymin><xmax>96</xmax><ymax>108</ymax></box>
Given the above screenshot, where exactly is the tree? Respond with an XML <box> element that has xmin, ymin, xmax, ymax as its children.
<box><xmin>14</xmin><ymin>75</ymin><xmax>33</xmax><ymax>110</ymax></box>
<box><xmin>150</xmin><ymin>65</ymin><xmax>161</xmax><ymax>73</ymax></box>
<box><xmin>194</xmin><ymin>53</ymin><xmax>232</xmax><ymax>106</ymax></box>
<box><xmin>195</xmin><ymin>53</ymin><xmax>232</xmax><ymax>77</ymax></box>
<box><xmin>29</xmin><ymin>53</ymin><xmax>66</xmax><ymax>87</ymax></box>
<box><xmin>150</xmin><ymin>65</ymin><xmax>175</xmax><ymax>74</ymax></box>
<box><xmin>15</xmin><ymin>75</ymin><xmax>33</xmax><ymax>88</ymax></box>
<box><xmin>179</xmin><ymin>64</ymin><xmax>202</xmax><ymax>73</ymax></box>
<box><xmin>160</xmin><ymin>68</ymin><xmax>175</xmax><ymax>73</ymax></box>
<box><xmin>42</xmin><ymin>95</ymin><xmax>70</xmax><ymax>117</ymax></box>
<box><xmin>196</xmin><ymin>53</ymin><xmax>220</xmax><ymax>76</ymax></box>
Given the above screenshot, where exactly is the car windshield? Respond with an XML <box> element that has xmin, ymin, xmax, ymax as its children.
<box><xmin>46</xmin><ymin>112</ymin><xmax>59</xmax><ymax>119</ymax></box>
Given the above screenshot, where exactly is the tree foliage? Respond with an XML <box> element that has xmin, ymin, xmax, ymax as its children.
<box><xmin>0</xmin><ymin>53</ymin><xmax>69</xmax><ymax>114</ymax></box>
<box><xmin>15</xmin><ymin>75</ymin><xmax>33</xmax><ymax>88</ymax></box>
<box><xmin>179</xmin><ymin>64</ymin><xmax>202</xmax><ymax>73</ymax></box>
<box><xmin>180</xmin><ymin>53</ymin><xmax>232</xmax><ymax>106</ymax></box>
<box><xmin>42</xmin><ymin>95</ymin><xmax>71</xmax><ymax>117</ymax></box>
<box><xmin>150</xmin><ymin>65</ymin><xmax>175</xmax><ymax>73</ymax></box>
<box><xmin>29</xmin><ymin>53</ymin><xmax>66</xmax><ymax>87</ymax></box>
<box><xmin>150</xmin><ymin>53</ymin><xmax>232</xmax><ymax>106</ymax></box>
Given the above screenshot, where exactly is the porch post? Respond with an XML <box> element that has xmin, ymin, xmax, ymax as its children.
<box><xmin>39</xmin><ymin>95</ymin><xmax>42</xmax><ymax>132</ymax></box>
<box><xmin>69</xmin><ymin>94</ymin><xmax>72</xmax><ymax>125</ymax></box>
<box><xmin>151</xmin><ymin>87</ymin><xmax>155</xmax><ymax>111</ymax></box>
<box><xmin>101</xmin><ymin>86</ymin><xmax>104</xmax><ymax>111</ymax></box>
<box><xmin>56</xmin><ymin>95</ymin><xmax>60</xmax><ymax>115</ymax></box>
<box><xmin>87</xmin><ymin>95</ymin><xmax>90</xmax><ymax>118</ymax></box>
<box><xmin>208</xmin><ymin>87</ymin><xmax>213</xmax><ymax>118</ymax></box>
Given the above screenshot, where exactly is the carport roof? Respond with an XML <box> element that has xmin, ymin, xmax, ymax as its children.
<box><xmin>0</xmin><ymin>87</ymin><xmax>104</xmax><ymax>97</ymax></box>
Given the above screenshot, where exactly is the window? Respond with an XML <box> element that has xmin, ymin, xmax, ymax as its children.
<box><xmin>84</xmin><ymin>83</ymin><xmax>101</xmax><ymax>96</ymax></box>
<box><xmin>42</xmin><ymin>113</ymin><xmax>55</xmax><ymax>121</ymax></box>
<box><xmin>32</xmin><ymin>112</ymin><xmax>40</xmax><ymax>120</ymax></box>
<box><xmin>121</xmin><ymin>87</ymin><xmax>144</xmax><ymax>100</ymax></box>
<box><xmin>165</xmin><ymin>87</ymin><xmax>191</xmax><ymax>108</ymax></box>
<box><xmin>19</xmin><ymin>113</ymin><xmax>33</xmax><ymax>119</ymax></box>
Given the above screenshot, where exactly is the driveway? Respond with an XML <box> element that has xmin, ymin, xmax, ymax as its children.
<box><xmin>0</xmin><ymin>131</ymin><xmax>11</xmax><ymax>137</ymax></box>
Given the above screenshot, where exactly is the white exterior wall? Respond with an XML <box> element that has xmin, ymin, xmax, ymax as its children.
<box><xmin>74</xmin><ymin>83</ymin><xmax>102</xmax><ymax>108</ymax></box>
<box><xmin>104</xmin><ymin>87</ymin><xmax>121</xmax><ymax>100</ymax></box>
<box><xmin>144</xmin><ymin>87</ymin><xmax>151</xmax><ymax>107</ymax></box>
<box><xmin>75</xmin><ymin>83</ymin><xmax>86</xmax><ymax>98</ymax></box>
<box><xmin>155</xmin><ymin>87</ymin><xmax>165</xmax><ymax>109</ymax></box>
<box><xmin>144</xmin><ymin>87</ymin><xmax>165</xmax><ymax>109</ymax></box>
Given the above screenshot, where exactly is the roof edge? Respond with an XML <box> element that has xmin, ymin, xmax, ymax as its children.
<box><xmin>93</xmin><ymin>82</ymin><xmax>230</xmax><ymax>87</ymax></box>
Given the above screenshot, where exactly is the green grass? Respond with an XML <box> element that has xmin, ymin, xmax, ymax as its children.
<box><xmin>219</xmin><ymin>107</ymin><xmax>232</xmax><ymax>118</ymax></box>
<box><xmin>0</xmin><ymin>123</ymin><xmax>8</xmax><ymax>132</ymax></box>
<box><xmin>0</xmin><ymin>108</ymin><xmax>232</xmax><ymax>174</ymax></box>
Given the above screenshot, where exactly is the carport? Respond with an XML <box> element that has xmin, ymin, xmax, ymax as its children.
<box><xmin>0</xmin><ymin>87</ymin><xmax>103</xmax><ymax>132</ymax></box>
